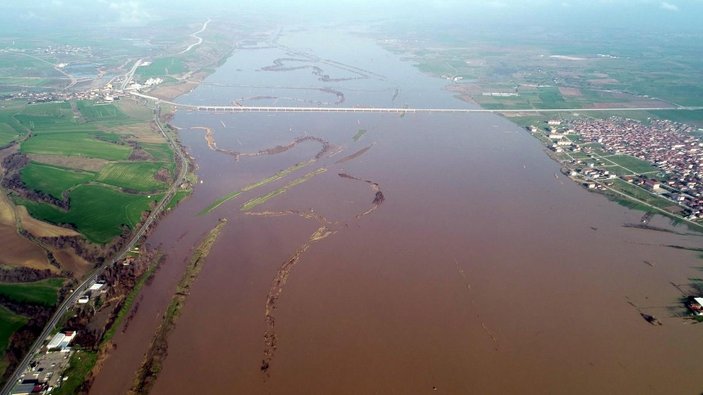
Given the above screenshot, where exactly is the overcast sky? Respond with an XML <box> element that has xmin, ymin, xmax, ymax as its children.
<box><xmin>1</xmin><ymin>0</ymin><xmax>702</xmax><ymax>31</ymax></box>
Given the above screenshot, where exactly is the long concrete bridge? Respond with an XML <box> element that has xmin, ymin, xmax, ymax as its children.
<box><xmin>129</xmin><ymin>92</ymin><xmax>703</xmax><ymax>114</ymax></box>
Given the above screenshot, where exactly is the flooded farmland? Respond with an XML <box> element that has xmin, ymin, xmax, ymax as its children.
<box><xmin>89</xmin><ymin>28</ymin><xmax>703</xmax><ymax>395</ymax></box>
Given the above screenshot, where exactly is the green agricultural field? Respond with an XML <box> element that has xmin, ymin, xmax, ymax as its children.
<box><xmin>141</xmin><ymin>143</ymin><xmax>173</xmax><ymax>162</ymax></box>
<box><xmin>604</xmin><ymin>155</ymin><xmax>658</xmax><ymax>174</ymax></box>
<box><xmin>0</xmin><ymin>278</ymin><xmax>64</xmax><ymax>307</ymax></box>
<box><xmin>96</xmin><ymin>162</ymin><xmax>167</xmax><ymax>192</ymax></box>
<box><xmin>17</xmin><ymin>102</ymin><xmax>72</xmax><ymax>117</ymax></box>
<box><xmin>20</xmin><ymin>185</ymin><xmax>161</xmax><ymax>243</ymax></box>
<box><xmin>137</xmin><ymin>57</ymin><xmax>186</xmax><ymax>78</ymax></box>
<box><xmin>650</xmin><ymin>110</ymin><xmax>703</xmax><ymax>127</ymax></box>
<box><xmin>21</xmin><ymin>132</ymin><xmax>132</xmax><ymax>160</ymax></box>
<box><xmin>0</xmin><ymin>305</ymin><xmax>27</xmax><ymax>359</ymax></box>
<box><xmin>0</xmin><ymin>125</ymin><xmax>18</xmax><ymax>147</ymax></box>
<box><xmin>14</xmin><ymin>114</ymin><xmax>91</xmax><ymax>134</ymax></box>
<box><xmin>76</xmin><ymin>101</ymin><xmax>130</xmax><ymax>124</ymax></box>
<box><xmin>20</xmin><ymin>163</ymin><xmax>96</xmax><ymax>199</ymax></box>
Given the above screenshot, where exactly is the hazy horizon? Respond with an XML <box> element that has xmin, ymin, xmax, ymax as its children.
<box><xmin>2</xmin><ymin>0</ymin><xmax>702</xmax><ymax>32</ymax></box>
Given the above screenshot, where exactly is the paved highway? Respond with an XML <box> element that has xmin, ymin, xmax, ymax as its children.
<box><xmin>130</xmin><ymin>92</ymin><xmax>703</xmax><ymax>114</ymax></box>
<box><xmin>0</xmin><ymin>108</ymin><xmax>189</xmax><ymax>395</ymax></box>
<box><xmin>120</xmin><ymin>58</ymin><xmax>143</xmax><ymax>91</ymax></box>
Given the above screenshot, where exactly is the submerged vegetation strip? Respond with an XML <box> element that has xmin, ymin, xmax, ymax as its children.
<box><xmin>335</xmin><ymin>144</ymin><xmax>373</xmax><ymax>164</ymax></box>
<box><xmin>130</xmin><ymin>219</ymin><xmax>228</xmax><ymax>395</ymax></box>
<box><xmin>199</xmin><ymin>159</ymin><xmax>315</xmax><ymax>215</ymax></box>
<box><xmin>257</xmin><ymin>173</ymin><xmax>385</xmax><ymax>375</ymax></box>
<box><xmin>241</xmin><ymin>159</ymin><xmax>314</xmax><ymax>192</ymax></box>
<box><xmin>241</xmin><ymin>168</ymin><xmax>327</xmax><ymax>212</ymax></box>
<box><xmin>195</xmin><ymin>128</ymin><xmax>335</xmax><ymax>215</ymax></box>
<box><xmin>260</xmin><ymin>217</ymin><xmax>336</xmax><ymax>375</ymax></box>
<box><xmin>52</xmin><ymin>253</ymin><xmax>165</xmax><ymax>395</ymax></box>
<box><xmin>352</xmin><ymin>129</ymin><xmax>367</xmax><ymax>142</ymax></box>
<box><xmin>338</xmin><ymin>172</ymin><xmax>385</xmax><ymax>218</ymax></box>
<box><xmin>102</xmin><ymin>254</ymin><xmax>164</xmax><ymax>345</ymax></box>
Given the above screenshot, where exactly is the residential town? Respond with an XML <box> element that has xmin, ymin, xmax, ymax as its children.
<box><xmin>531</xmin><ymin>117</ymin><xmax>703</xmax><ymax>221</ymax></box>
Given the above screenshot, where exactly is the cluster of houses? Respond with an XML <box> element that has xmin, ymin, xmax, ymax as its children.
<box><xmin>554</xmin><ymin>117</ymin><xmax>703</xmax><ymax>220</ymax></box>
<box><xmin>10</xmin><ymin>331</ymin><xmax>77</xmax><ymax>395</ymax></box>
<box><xmin>10</xmin><ymin>279</ymin><xmax>108</xmax><ymax>395</ymax></box>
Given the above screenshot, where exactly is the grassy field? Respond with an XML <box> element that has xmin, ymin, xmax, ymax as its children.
<box><xmin>0</xmin><ymin>99</ymin><xmax>178</xmax><ymax>245</ymax></box>
<box><xmin>0</xmin><ymin>278</ymin><xmax>64</xmax><ymax>307</ymax></box>
<box><xmin>20</xmin><ymin>163</ymin><xmax>96</xmax><ymax>199</ymax></box>
<box><xmin>167</xmin><ymin>190</ymin><xmax>190</xmax><ymax>210</ymax></box>
<box><xmin>0</xmin><ymin>124</ymin><xmax>19</xmax><ymax>147</ymax></box>
<box><xmin>137</xmin><ymin>57</ymin><xmax>186</xmax><ymax>78</ymax></box>
<box><xmin>603</xmin><ymin>155</ymin><xmax>658</xmax><ymax>174</ymax></box>
<box><xmin>96</xmin><ymin>162</ymin><xmax>167</xmax><ymax>192</ymax></box>
<box><xmin>141</xmin><ymin>143</ymin><xmax>173</xmax><ymax>162</ymax></box>
<box><xmin>610</xmin><ymin>179</ymin><xmax>678</xmax><ymax>211</ymax></box>
<box><xmin>21</xmin><ymin>132</ymin><xmax>132</xmax><ymax>161</ymax></box>
<box><xmin>0</xmin><ymin>305</ymin><xmax>27</xmax><ymax>362</ymax></box>
<box><xmin>75</xmin><ymin>101</ymin><xmax>130</xmax><ymax>124</ymax></box>
<box><xmin>20</xmin><ymin>185</ymin><xmax>160</xmax><ymax>243</ymax></box>
<box><xmin>53</xmin><ymin>350</ymin><xmax>98</xmax><ymax>395</ymax></box>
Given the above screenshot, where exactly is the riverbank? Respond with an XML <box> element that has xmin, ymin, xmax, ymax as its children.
<box><xmin>129</xmin><ymin>219</ymin><xmax>227</xmax><ymax>394</ymax></box>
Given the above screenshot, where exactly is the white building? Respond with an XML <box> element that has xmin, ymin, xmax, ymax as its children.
<box><xmin>47</xmin><ymin>331</ymin><xmax>77</xmax><ymax>352</ymax></box>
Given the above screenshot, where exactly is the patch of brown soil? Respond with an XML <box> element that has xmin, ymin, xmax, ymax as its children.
<box><xmin>16</xmin><ymin>206</ymin><xmax>81</xmax><ymax>238</ymax></box>
<box><xmin>0</xmin><ymin>225</ymin><xmax>54</xmax><ymax>271</ymax></box>
<box><xmin>104</xmin><ymin>124</ymin><xmax>165</xmax><ymax>144</ymax></box>
<box><xmin>28</xmin><ymin>154</ymin><xmax>108</xmax><ymax>172</ymax></box>
<box><xmin>559</xmin><ymin>87</ymin><xmax>583</xmax><ymax>97</ymax></box>
<box><xmin>588</xmin><ymin>78</ymin><xmax>619</xmax><ymax>85</ymax></box>
<box><xmin>147</xmin><ymin>72</ymin><xmax>209</xmax><ymax>101</ymax></box>
<box><xmin>51</xmin><ymin>247</ymin><xmax>90</xmax><ymax>277</ymax></box>
<box><xmin>0</xmin><ymin>191</ymin><xmax>15</xmax><ymax>226</ymax></box>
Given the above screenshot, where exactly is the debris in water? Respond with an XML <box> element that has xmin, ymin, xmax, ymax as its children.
<box><xmin>640</xmin><ymin>313</ymin><xmax>662</xmax><ymax>326</ymax></box>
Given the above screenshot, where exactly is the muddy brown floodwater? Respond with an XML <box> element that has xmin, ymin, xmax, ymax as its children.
<box><xmin>89</xmin><ymin>28</ymin><xmax>703</xmax><ymax>395</ymax></box>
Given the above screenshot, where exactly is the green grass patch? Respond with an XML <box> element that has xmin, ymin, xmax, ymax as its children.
<box><xmin>610</xmin><ymin>179</ymin><xmax>676</xmax><ymax>210</ymax></box>
<box><xmin>137</xmin><ymin>57</ymin><xmax>186</xmax><ymax>78</ymax></box>
<box><xmin>20</xmin><ymin>162</ymin><xmax>96</xmax><ymax>199</ymax></box>
<box><xmin>21</xmin><ymin>132</ymin><xmax>132</xmax><ymax>160</ymax></box>
<box><xmin>0</xmin><ymin>123</ymin><xmax>20</xmax><ymax>146</ymax></box>
<box><xmin>0</xmin><ymin>278</ymin><xmax>64</xmax><ymax>306</ymax></box>
<box><xmin>75</xmin><ymin>101</ymin><xmax>129</xmax><ymax>124</ymax></box>
<box><xmin>141</xmin><ymin>143</ymin><xmax>173</xmax><ymax>162</ymax></box>
<box><xmin>52</xmin><ymin>350</ymin><xmax>98</xmax><ymax>395</ymax></box>
<box><xmin>96</xmin><ymin>162</ymin><xmax>167</xmax><ymax>192</ymax></box>
<box><xmin>604</xmin><ymin>155</ymin><xmax>658</xmax><ymax>174</ymax></box>
<box><xmin>20</xmin><ymin>185</ymin><xmax>160</xmax><ymax>243</ymax></box>
<box><xmin>650</xmin><ymin>110</ymin><xmax>703</xmax><ymax>127</ymax></box>
<box><xmin>0</xmin><ymin>305</ymin><xmax>27</xmax><ymax>357</ymax></box>
<box><xmin>167</xmin><ymin>190</ymin><xmax>190</xmax><ymax>210</ymax></box>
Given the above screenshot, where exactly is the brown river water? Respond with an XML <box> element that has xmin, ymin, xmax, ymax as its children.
<box><xmin>89</xmin><ymin>28</ymin><xmax>703</xmax><ymax>394</ymax></box>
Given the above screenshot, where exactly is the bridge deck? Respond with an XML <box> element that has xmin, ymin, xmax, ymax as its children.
<box><xmin>129</xmin><ymin>92</ymin><xmax>703</xmax><ymax>114</ymax></box>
